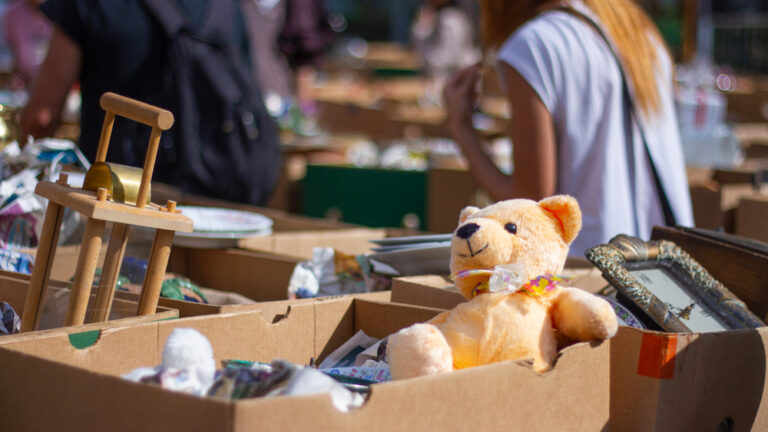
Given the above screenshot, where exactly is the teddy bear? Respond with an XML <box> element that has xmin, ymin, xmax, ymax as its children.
<box><xmin>387</xmin><ymin>195</ymin><xmax>618</xmax><ymax>379</ymax></box>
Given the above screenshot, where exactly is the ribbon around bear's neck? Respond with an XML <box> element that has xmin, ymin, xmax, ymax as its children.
<box><xmin>450</xmin><ymin>263</ymin><xmax>572</xmax><ymax>299</ymax></box>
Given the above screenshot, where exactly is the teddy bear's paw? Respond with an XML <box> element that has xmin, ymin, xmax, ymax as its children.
<box><xmin>591</xmin><ymin>298</ymin><xmax>619</xmax><ymax>339</ymax></box>
<box><xmin>387</xmin><ymin>324</ymin><xmax>453</xmax><ymax>380</ymax></box>
<box><xmin>552</xmin><ymin>288</ymin><xmax>619</xmax><ymax>341</ymax></box>
<box><xmin>532</xmin><ymin>356</ymin><xmax>553</xmax><ymax>374</ymax></box>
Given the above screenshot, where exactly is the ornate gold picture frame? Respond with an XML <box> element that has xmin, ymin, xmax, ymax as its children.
<box><xmin>585</xmin><ymin>234</ymin><xmax>764</xmax><ymax>333</ymax></box>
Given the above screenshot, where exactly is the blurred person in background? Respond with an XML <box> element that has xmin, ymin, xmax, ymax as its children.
<box><xmin>443</xmin><ymin>0</ymin><xmax>693</xmax><ymax>255</ymax></box>
<box><xmin>242</xmin><ymin>0</ymin><xmax>292</xmax><ymax>101</ymax></box>
<box><xmin>278</xmin><ymin>0</ymin><xmax>333</xmax><ymax>119</ymax></box>
<box><xmin>19</xmin><ymin>0</ymin><xmax>280</xmax><ymax>205</ymax></box>
<box><xmin>2</xmin><ymin>0</ymin><xmax>51</xmax><ymax>90</ymax></box>
<box><xmin>411</xmin><ymin>0</ymin><xmax>480</xmax><ymax>104</ymax></box>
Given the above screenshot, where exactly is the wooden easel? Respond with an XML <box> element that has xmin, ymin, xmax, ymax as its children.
<box><xmin>20</xmin><ymin>92</ymin><xmax>193</xmax><ymax>332</ymax></box>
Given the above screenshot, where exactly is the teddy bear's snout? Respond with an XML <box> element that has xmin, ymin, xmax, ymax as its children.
<box><xmin>456</xmin><ymin>223</ymin><xmax>480</xmax><ymax>239</ymax></box>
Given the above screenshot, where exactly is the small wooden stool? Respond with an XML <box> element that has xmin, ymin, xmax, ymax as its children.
<box><xmin>20</xmin><ymin>92</ymin><xmax>193</xmax><ymax>332</ymax></box>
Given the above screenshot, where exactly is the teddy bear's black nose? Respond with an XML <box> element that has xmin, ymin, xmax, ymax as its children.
<box><xmin>456</xmin><ymin>223</ymin><xmax>480</xmax><ymax>239</ymax></box>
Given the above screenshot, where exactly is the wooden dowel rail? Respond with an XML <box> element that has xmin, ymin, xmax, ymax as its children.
<box><xmin>99</xmin><ymin>92</ymin><xmax>174</xmax><ymax>131</ymax></box>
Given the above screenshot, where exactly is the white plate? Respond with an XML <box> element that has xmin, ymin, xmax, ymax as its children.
<box><xmin>176</xmin><ymin>206</ymin><xmax>273</xmax><ymax>233</ymax></box>
<box><xmin>598</xmin><ymin>295</ymin><xmax>646</xmax><ymax>329</ymax></box>
<box><xmin>173</xmin><ymin>206</ymin><xmax>274</xmax><ymax>248</ymax></box>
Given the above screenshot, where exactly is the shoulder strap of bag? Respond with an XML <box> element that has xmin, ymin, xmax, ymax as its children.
<box><xmin>555</xmin><ymin>5</ymin><xmax>677</xmax><ymax>227</ymax></box>
<box><xmin>142</xmin><ymin>0</ymin><xmax>231</xmax><ymax>44</ymax></box>
<box><xmin>141</xmin><ymin>0</ymin><xmax>254</xmax><ymax>106</ymax></box>
<box><xmin>141</xmin><ymin>0</ymin><xmax>187</xmax><ymax>37</ymax></box>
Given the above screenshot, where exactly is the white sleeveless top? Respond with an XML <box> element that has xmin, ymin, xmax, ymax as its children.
<box><xmin>496</xmin><ymin>8</ymin><xmax>694</xmax><ymax>256</ymax></box>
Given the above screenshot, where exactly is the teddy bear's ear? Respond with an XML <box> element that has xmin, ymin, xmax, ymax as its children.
<box><xmin>539</xmin><ymin>195</ymin><xmax>582</xmax><ymax>244</ymax></box>
<box><xmin>458</xmin><ymin>206</ymin><xmax>480</xmax><ymax>224</ymax></box>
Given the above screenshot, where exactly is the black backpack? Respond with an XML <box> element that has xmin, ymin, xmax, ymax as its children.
<box><xmin>141</xmin><ymin>0</ymin><xmax>280</xmax><ymax>205</ymax></box>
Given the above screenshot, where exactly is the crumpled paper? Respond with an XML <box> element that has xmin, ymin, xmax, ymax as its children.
<box><xmin>0</xmin><ymin>139</ymin><xmax>90</xmax><ymax>249</ymax></box>
<box><xmin>0</xmin><ymin>301</ymin><xmax>20</xmax><ymax>335</ymax></box>
<box><xmin>287</xmin><ymin>247</ymin><xmax>367</xmax><ymax>299</ymax></box>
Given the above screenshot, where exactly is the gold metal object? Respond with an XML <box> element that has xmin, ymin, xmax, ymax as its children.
<box><xmin>609</xmin><ymin>234</ymin><xmax>660</xmax><ymax>261</ymax></box>
<box><xmin>0</xmin><ymin>104</ymin><xmax>20</xmax><ymax>147</ymax></box>
<box><xmin>82</xmin><ymin>161</ymin><xmax>151</xmax><ymax>206</ymax></box>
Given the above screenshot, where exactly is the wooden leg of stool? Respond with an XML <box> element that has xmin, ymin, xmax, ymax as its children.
<box><xmin>20</xmin><ymin>202</ymin><xmax>65</xmax><ymax>332</ymax></box>
<box><xmin>65</xmin><ymin>218</ymin><xmax>106</xmax><ymax>326</ymax></box>
<box><xmin>137</xmin><ymin>229</ymin><xmax>174</xmax><ymax>315</ymax></box>
<box><xmin>90</xmin><ymin>223</ymin><xmax>131</xmax><ymax>322</ymax></box>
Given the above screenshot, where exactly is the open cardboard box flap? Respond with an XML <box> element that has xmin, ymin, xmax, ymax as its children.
<box><xmin>0</xmin><ymin>270</ymin><xmax>178</xmax><ymax>345</ymax></box>
<box><xmin>0</xmin><ymin>297</ymin><xmax>610</xmax><ymax>432</ymax></box>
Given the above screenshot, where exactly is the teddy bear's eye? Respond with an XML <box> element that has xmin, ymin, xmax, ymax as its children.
<box><xmin>505</xmin><ymin>223</ymin><xmax>517</xmax><ymax>234</ymax></box>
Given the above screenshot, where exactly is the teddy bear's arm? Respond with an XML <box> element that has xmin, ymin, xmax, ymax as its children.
<box><xmin>549</xmin><ymin>288</ymin><xmax>618</xmax><ymax>341</ymax></box>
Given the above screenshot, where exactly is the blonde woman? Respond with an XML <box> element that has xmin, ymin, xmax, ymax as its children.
<box><xmin>444</xmin><ymin>0</ymin><xmax>693</xmax><ymax>255</ymax></box>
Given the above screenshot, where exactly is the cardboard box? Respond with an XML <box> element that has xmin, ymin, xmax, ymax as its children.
<box><xmin>736</xmin><ymin>195</ymin><xmax>768</xmax><ymax>243</ymax></box>
<box><xmin>689</xmin><ymin>182</ymin><xmax>764</xmax><ymax>231</ymax></box>
<box><xmin>115</xmin><ymin>288</ymin><xmax>391</xmax><ymax>318</ymax></box>
<box><xmin>0</xmin><ymin>297</ymin><xmax>611</xmax><ymax>431</ymax></box>
<box><xmin>390</xmin><ymin>267</ymin><xmax>610</xmax><ymax>310</ymax></box>
<box><xmin>23</xmin><ymin>227</ymin><xmax>392</xmax><ymax>317</ymax></box>
<box><xmin>137</xmin><ymin>225</ymin><xmax>396</xmax><ymax>317</ymax></box>
<box><xmin>167</xmin><ymin>247</ymin><xmax>302</xmax><ymax>302</ymax></box>
<box><xmin>153</xmin><ymin>182</ymin><xmax>363</xmax><ymax>232</ymax></box>
<box><xmin>610</xmin><ymin>226</ymin><xmax>768</xmax><ymax>430</ymax></box>
<box><xmin>303</xmin><ymin>165</ymin><xmax>481</xmax><ymax>233</ymax></box>
<box><xmin>238</xmin><ymin>227</ymin><xmax>388</xmax><ymax>259</ymax></box>
<box><xmin>23</xmin><ymin>205</ymin><xmax>386</xmax><ymax>295</ymax></box>
<box><xmin>20</xmin><ymin>242</ymin><xmax>108</xmax><ymax>283</ymax></box>
<box><xmin>0</xmin><ymin>270</ymin><xmax>178</xmax><ymax>343</ymax></box>
<box><xmin>391</xmin><ymin>275</ymin><xmax>464</xmax><ymax>309</ymax></box>
<box><xmin>390</xmin><ymin>264</ymin><xmax>768</xmax><ymax>429</ymax></box>
<box><xmin>724</xmin><ymin>86</ymin><xmax>768</xmax><ymax>123</ymax></box>
<box><xmin>316</xmin><ymin>100</ymin><xmax>405</xmax><ymax>140</ymax></box>
<box><xmin>609</xmin><ymin>326</ymin><xmax>768</xmax><ymax>431</ymax></box>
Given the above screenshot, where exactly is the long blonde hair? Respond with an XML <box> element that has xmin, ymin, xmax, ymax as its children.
<box><xmin>479</xmin><ymin>0</ymin><xmax>667</xmax><ymax>117</ymax></box>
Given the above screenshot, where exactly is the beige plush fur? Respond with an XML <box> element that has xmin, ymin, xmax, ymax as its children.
<box><xmin>387</xmin><ymin>196</ymin><xmax>618</xmax><ymax>379</ymax></box>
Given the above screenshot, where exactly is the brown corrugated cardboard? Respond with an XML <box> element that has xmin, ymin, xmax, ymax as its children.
<box><xmin>167</xmin><ymin>226</ymin><xmax>399</xmax><ymax>306</ymax></box>
<box><xmin>388</xmin><ymin>266</ymin><xmax>768</xmax><ymax>429</ymax></box>
<box><xmin>20</xmin><ymin>242</ymin><xmax>108</xmax><ymax>282</ymax></box>
<box><xmin>736</xmin><ymin>195</ymin><xmax>768</xmax><ymax>243</ymax></box>
<box><xmin>610</xmin><ymin>326</ymin><xmax>768</xmax><ymax>431</ymax></box>
<box><xmin>238</xmin><ymin>228</ymin><xmax>387</xmax><ymax>259</ymax></box>
<box><xmin>0</xmin><ymin>270</ymin><xmax>178</xmax><ymax>343</ymax></box>
<box><xmin>153</xmin><ymin>182</ymin><xmax>362</xmax><ymax>232</ymax></box>
<box><xmin>724</xmin><ymin>85</ymin><xmax>768</xmax><ymax>123</ymax></box>
<box><xmin>115</xmin><ymin>288</ymin><xmax>391</xmax><ymax>318</ymax></box>
<box><xmin>0</xmin><ymin>297</ymin><xmax>610</xmax><ymax>431</ymax></box>
<box><xmin>25</xmin><ymin>241</ymin><xmax>361</xmax><ymax>306</ymax></box>
<box><xmin>689</xmin><ymin>183</ymin><xmax>763</xmax><ymax>231</ymax></box>
<box><xmin>613</xmin><ymin>226</ymin><xmax>768</xmax><ymax>430</ymax></box>
<box><xmin>140</xmin><ymin>227</ymin><xmax>396</xmax><ymax>316</ymax></box>
<box><xmin>167</xmin><ymin>247</ymin><xmax>301</xmax><ymax>301</ymax></box>
<box><xmin>390</xmin><ymin>268</ymin><xmax>610</xmax><ymax>310</ymax></box>
<box><xmin>391</xmin><ymin>275</ymin><xmax>464</xmax><ymax>309</ymax></box>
